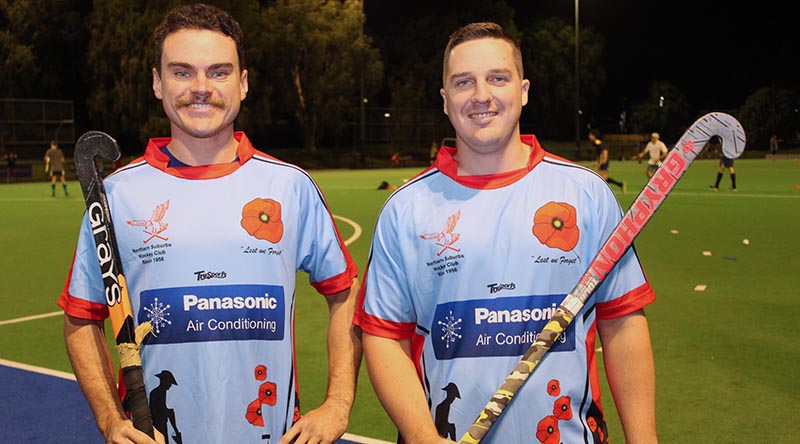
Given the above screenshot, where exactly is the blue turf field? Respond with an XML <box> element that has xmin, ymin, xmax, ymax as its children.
<box><xmin>0</xmin><ymin>360</ymin><xmax>390</xmax><ymax>444</ymax></box>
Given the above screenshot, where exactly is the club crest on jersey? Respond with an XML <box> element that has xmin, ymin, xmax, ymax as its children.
<box><xmin>420</xmin><ymin>210</ymin><xmax>462</xmax><ymax>256</ymax></box>
<box><xmin>532</xmin><ymin>201</ymin><xmax>579</xmax><ymax>252</ymax></box>
<box><xmin>126</xmin><ymin>200</ymin><xmax>170</xmax><ymax>243</ymax></box>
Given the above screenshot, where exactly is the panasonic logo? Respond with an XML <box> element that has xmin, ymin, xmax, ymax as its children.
<box><xmin>474</xmin><ymin>303</ymin><xmax>558</xmax><ymax>324</ymax></box>
<box><xmin>183</xmin><ymin>294</ymin><xmax>278</xmax><ymax>311</ymax></box>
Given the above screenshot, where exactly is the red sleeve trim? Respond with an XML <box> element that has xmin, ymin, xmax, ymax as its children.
<box><xmin>312</xmin><ymin>260</ymin><xmax>359</xmax><ymax>296</ymax></box>
<box><xmin>57</xmin><ymin>292</ymin><xmax>109</xmax><ymax>321</ymax></box>
<box><xmin>353</xmin><ymin>309</ymin><xmax>416</xmax><ymax>340</ymax></box>
<box><xmin>58</xmin><ymin>251</ymin><xmax>109</xmax><ymax>320</ymax></box>
<box><xmin>311</xmin><ymin>203</ymin><xmax>360</xmax><ymax>296</ymax></box>
<box><xmin>595</xmin><ymin>282</ymin><xmax>656</xmax><ymax>320</ymax></box>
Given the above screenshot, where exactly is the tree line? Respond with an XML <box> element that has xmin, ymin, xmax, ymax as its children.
<box><xmin>2</xmin><ymin>0</ymin><xmax>796</xmax><ymax>156</ymax></box>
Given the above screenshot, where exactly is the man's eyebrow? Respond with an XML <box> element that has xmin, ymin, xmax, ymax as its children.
<box><xmin>486</xmin><ymin>68</ymin><xmax>513</xmax><ymax>76</ymax></box>
<box><xmin>447</xmin><ymin>71</ymin><xmax>472</xmax><ymax>82</ymax></box>
<box><xmin>448</xmin><ymin>68</ymin><xmax>512</xmax><ymax>82</ymax></box>
<box><xmin>208</xmin><ymin>63</ymin><xmax>235</xmax><ymax>71</ymax></box>
<box><xmin>165</xmin><ymin>62</ymin><xmax>235</xmax><ymax>70</ymax></box>
<box><xmin>166</xmin><ymin>61</ymin><xmax>192</xmax><ymax>70</ymax></box>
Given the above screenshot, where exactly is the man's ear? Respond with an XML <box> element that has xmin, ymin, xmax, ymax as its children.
<box><xmin>152</xmin><ymin>67</ymin><xmax>163</xmax><ymax>100</ymax></box>
<box><xmin>440</xmin><ymin>88</ymin><xmax>449</xmax><ymax>116</ymax></box>
<box><xmin>521</xmin><ymin>79</ymin><xmax>531</xmax><ymax>107</ymax></box>
<box><xmin>240</xmin><ymin>69</ymin><xmax>249</xmax><ymax>100</ymax></box>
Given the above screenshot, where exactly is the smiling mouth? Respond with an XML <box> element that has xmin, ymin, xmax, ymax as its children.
<box><xmin>469</xmin><ymin>111</ymin><xmax>498</xmax><ymax>120</ymax></box>
<box><xmin>176</xmin><ymin>99</ymin><xmax>225</xmax><ymax>110</ymax></box>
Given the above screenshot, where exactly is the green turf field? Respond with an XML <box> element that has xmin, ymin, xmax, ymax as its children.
<box><xmin>1</xmin><ymin>157</ymin><xmax>798</xmax><ymax>443</ymax></box>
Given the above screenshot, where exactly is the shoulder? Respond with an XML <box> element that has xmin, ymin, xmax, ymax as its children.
<box><xmin>540</xmin><ymin>153</ymin><xmax>607</xmax><ymax>187</ymax></box>
<box><xmin>247</xmin><ymin>151</ymin><xmax>328</xmax><ymax>196</ymax></box>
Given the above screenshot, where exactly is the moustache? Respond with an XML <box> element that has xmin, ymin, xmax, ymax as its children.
<box><xmin>175</xmin><ymin>98</ymin><xmax>226</xmax><ymax>109</ymax></box>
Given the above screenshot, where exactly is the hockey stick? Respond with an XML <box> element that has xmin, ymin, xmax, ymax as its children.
<box><xmin>74</xmin><ymin>131</ymin><xmax>155</xmax><ymax>439</ymax></box>
<box><xmin>459</xmin><ymin>112</ymin><xmax>746</xmax><ymax>444</ymax></box>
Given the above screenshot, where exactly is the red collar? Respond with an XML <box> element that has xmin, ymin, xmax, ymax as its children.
<box><xmin>434</xmin><ymin>135</ymin><xmax>546</xmax><ymax>189</ymax></box>
<box><xmin>143</xmin><ymin>132</ymin><xmax>256</xmax><ymax>179</ymax></box>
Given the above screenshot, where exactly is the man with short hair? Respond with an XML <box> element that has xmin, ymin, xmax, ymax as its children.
<box><xmin>59</xmin><ymin>4</ymin><xmax>361</xmax><ymax>443</ymax></box>
<box><xmin>635</xmin><ymin>132</ymin><xmax>669</xmax><ymax>178</ymax></box>
<box><xmin>45</xmin><ymin>140</ymin><xmax>69</xmax><ymax>196</ymax></box>
<box><xmin>355</xmin><ymin>21</ymin><xmax>658</xmax><ymax>444</ymax></box>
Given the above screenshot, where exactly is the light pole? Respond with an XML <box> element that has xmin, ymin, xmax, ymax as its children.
<box><xmin>359</xmin><ymin>0</ymin><xmax>367</xmax><ymax>167</ymax></box>
<box><xmin>574</xmin><ymin>0</ymin><xmax>581</xmax><ymax>159</ymax></box>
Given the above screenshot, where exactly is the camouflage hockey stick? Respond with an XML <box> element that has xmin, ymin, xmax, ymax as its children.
<box><xmin>459</xmin><ymin>112</ymin><xmax>746</xmax><ymax>444</ymax></box>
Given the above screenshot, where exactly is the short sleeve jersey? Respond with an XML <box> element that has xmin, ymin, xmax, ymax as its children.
<box><xmin>644</xmin><ymin>140</ymin><xmax>668</xmax><ymax>165</ymax></box>
<box><xmin>355</xmin><ymin>135</ymin><xmax>655</xmax><ymax>444</ymax></box>
<box><xmin>59</xmin><ymin>132</ymin><xmax>357</xmax><ymax>443</ymax></box>
<box><xmin>45</xmin><ymin>147</ymin><xmax>65</xmax><ymax>172</ymax></box>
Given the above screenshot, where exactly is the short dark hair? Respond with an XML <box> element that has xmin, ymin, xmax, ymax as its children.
<box><xmin>153</xmin><ymin>3</ymin><xmax>245</xmax><ymax>72</ymax></box>
<box><xmin>442</xmin><ymin>22</ymin><xmax>523</xmax><ymax>85</ymax></box>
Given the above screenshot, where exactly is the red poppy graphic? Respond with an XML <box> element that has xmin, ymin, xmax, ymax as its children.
<box><xmin>241</xmin><ymin>198</ymin><xmax>284</xmax><ymax>243</ymax></box>
<box><xmin>259</xmin><ymin>381</ymin><xmax>278</xmax><ymax>406</ymax></box>
<box><xmin>532</xmin><ymin>201</ymin><xmax>579</xmax><ymax>251</ymax></box>
<box><xmin>587</xmin><ymin>416</ymin><xmax>598</xmax><ymax>432</ymax></box>
<box><xmin>293</xmin><ymin>406</ymin><xmax>301</xmax><ymax>423</ymax></box>
<box><xmin>553</xmin><ymin>396</ymin><xmax>573</xmax><ymax>420</ymax></box>
<box><xmin>254</xmin><ymin>365</ymin><xmax>267</xmax><ymax>381</ymax></box>
<box><xmin>246</xmin><ymin>399</ymin><xmax>264</xmax><ymax>426</ymax></box>
<box><xmin>536</xmin><ymin>415</ymin><xmax>560</xmax><ymax>444</ymax></box>
<box><xmin>546</xmin><ymin>379</ymin><xmax>560</xmax><ymax>396</ymax></box>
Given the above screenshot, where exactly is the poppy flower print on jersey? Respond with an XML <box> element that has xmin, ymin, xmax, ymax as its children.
<box><xmin>553</xmin><ymin>396</ymin><xmax>573</xmax><ymax>420</ymax></box>
<box><xmin>241</xmin><ymin>198</ymin><xmax>284</xmax><ymax>243</ymax></box>
<box><xmin>546</xmin><ymin>379</ymin><xmax>560</xmax><ymax>396</ymax></box>
<box><xmin>246</xmin><ymin>399</ymin><xmax>265</xmax><ymax>426</ymax></box>
<box><xmin>247</xmin><ymin>364</ymin><xmax>277</xmax><ymax>429</ymax></box>
<box><xmin>536</xmin><ymin>415</ymin><xmax>560</xmax><ymax>444</ymax></box>
<box><xmin>532</xmin><ymin>201</ymin><xmax>579</xmax><ymax>251</ymax></box>
<box><xmin>254</xmin><ymin>365</ymin><xmax>267</xmax><ymax>381</ymax></box>
<box><xmin>259</xmin><ymin>381</ymin><xmax>278</xmax><ymax>406</ymax></box>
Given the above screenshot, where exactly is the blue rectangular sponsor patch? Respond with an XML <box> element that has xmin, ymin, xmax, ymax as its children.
<box><xmin>138</xmin><ymin>284</ymin><xmax>285</xmax><ymax>344</ymax></box>
<box><xmin>432</xmin><ymin>294</ymin><xmax>575</xmax><ymax>360</ymax></box>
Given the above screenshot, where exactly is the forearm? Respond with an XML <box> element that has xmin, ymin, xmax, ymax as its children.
<box><xmin>63</xmin><ymin>314</ymin><xmax>128</xmax><ymax>435</ymax></box>
<box><xmin>363</xmin><ymin>334</ymin><xmax>447</xmax><ymax>444</ymax></box>
<box><xmin>598</xmin><ymin>310</ymin><xmax>658</xmax><ymax>444</ymax></box>
<box><xmin>324</xmin><ymin>278</ymin><xmax>363</xmax><ymax>412</ymax></box>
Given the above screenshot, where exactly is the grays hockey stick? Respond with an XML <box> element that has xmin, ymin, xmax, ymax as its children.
<box><xmin>74</xmin><ymin>131</ymin><xmax>155</xmax><ymax>438</ymax></box>
<box><xmin>459</xmin><ymin>112</ymin><xmax>746</xmax><ymax>444</ymax></box>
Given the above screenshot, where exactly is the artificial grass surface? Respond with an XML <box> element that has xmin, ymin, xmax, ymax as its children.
<box><xmin>1</xmin><ymin>157</ymin><xmax>798</xmax><ymax>442</ymax></box>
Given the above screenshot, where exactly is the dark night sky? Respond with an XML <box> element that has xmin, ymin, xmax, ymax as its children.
<box><xmin>365</xmin><ymin>1</ymin><xmax>796</xmax><ymax>114</ymax></box>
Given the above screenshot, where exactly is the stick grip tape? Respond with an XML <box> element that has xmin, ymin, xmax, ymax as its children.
<box><xmin>122</xmin><ymin>364</ymin><xmax>155</xmax><ymax>438</ymax></box>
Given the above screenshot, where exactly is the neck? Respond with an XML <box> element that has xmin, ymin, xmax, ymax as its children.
<box><xmin>455</xmin><ymin>132</ymin><xmax>529</xmax><ymax>176</ymax></box>
<box><xmin>166</xmin><ymin>128</ymin><xmax>238</xmax><ymax>166</ymax></box>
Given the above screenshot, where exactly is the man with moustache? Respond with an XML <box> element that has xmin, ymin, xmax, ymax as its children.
<box><xmin>59</xmin><ymin>4</ymin><xmax>361</xmax><ymax>443</ymax></box>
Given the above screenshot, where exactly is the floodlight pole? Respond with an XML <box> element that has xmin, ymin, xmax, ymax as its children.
<box><xmin>574</xmin><ymin>0</ymin><xmax>581</xmax><ymax>159</ymax></box>
<box><xmin>359</xmin><ymin>0</ymin><xmax>367</xmax><ymax>167</ymax></box>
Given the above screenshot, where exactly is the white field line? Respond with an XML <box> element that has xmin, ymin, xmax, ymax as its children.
<box><xmin>0</xmin><ymin>310</ymin><xmax>62</xmax><ymax>326</ymax></box>
<box><xmin>333</xmin><ymin>214</ymin><xmax>363</xmax><ymax>246</ymax></box>
<box><xmin>341</xmin><ymin>433</ymin><xmax>394</xmax><ymax>444</ymax></box>
<box><xmin>0</xmin><ymin>358</ymin><xmax>76</xmax><ymax>380</ymax></box>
